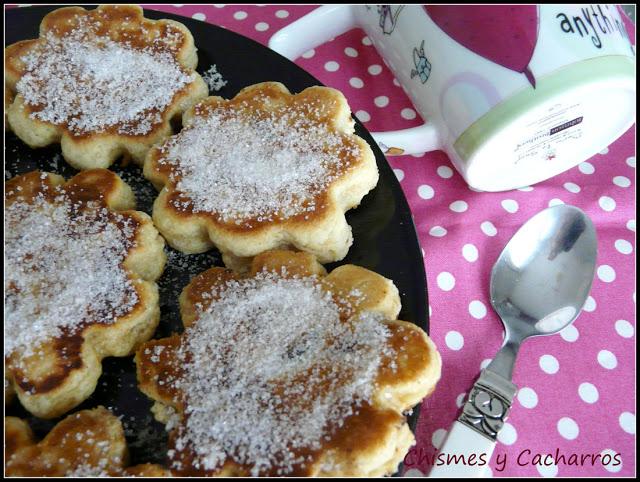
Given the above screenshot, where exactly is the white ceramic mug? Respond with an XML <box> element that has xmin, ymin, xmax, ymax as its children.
<box><xmin>269</xmin><ymin>5</ymin><xmax>636</xmax><ymax>191</ymax></box>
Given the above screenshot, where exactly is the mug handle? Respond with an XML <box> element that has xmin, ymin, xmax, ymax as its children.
<box><xmin>268</xmin><ymin>5</ymin><xmax>441</xmax><ymax>156</ymax></box>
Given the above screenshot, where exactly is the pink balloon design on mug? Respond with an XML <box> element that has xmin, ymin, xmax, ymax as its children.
<box><xmin>425</xmin><ymin>5</ymin><xmax>540</xmax><ymax>86</ymax></box>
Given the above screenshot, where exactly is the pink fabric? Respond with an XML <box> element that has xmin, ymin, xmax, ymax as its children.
<box><xmin>10</xmin><ymin>4</ymin><xmax>635</xmax><ymax>477</ymax></box>
<box><xmin>145</xmin><ymin>4</ymin><xmax>637</xmax><ymax>477</ymax></box>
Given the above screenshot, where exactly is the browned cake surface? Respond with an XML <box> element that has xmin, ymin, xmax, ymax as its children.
<box><xmin>136</xmin><ymin>250</ymin><xmax>441</xmax><ymax>476</ymax></box>
<box><xmin>144</xmin><ymin>82</ymin><xmax>379</xmax><ymax>265</ymax></box>
<box><xmin>5</xmin><ymin>4</ymin><xmax>208</xmax><ymax>169</ymax></box>
<box><xmin>5</xmin><ymin>407</ymin><xmax>171</xmax><ymax>477</ymax></box>
<box><xmin>5</xmin><ymin>169</ymin><xmax>165</xmax><ymax>419</ymax></box>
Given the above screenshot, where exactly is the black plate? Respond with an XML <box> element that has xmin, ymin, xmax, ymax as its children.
<box><xmin>5</xmin><ymin>5</ymin><xmax>429</xmax><ymax>476</ymax></box>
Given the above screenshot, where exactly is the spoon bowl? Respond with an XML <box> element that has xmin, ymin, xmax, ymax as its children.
<box><xmin>487</xmin><ymin>204</ymin><xmax>597</xmax><ymax>378</ymax></box>
<box><xmin>491</xmin><ymin>204</ymin><xmax>597</xmax><ymax>336</ymax></box>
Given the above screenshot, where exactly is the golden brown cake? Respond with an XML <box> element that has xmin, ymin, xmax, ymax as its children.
<box><xmin>5</xmin><ymin>407</ymin><xmax>170</xmax><ymax>477</ymax></box>
<box><xmin>5</xmin><ymin>169</ymin><xmax>166</xmax><ymax>419</ymax></box>
<box><xmin>143</xmin><ymin>82</ymin><xmax>379</xmax><ymax>268</ymax></box>
<box><xmin>5</xmin><ymin>4</ymin><xmax>208</xmax><ymax>170</ymax></box>
<box><xmin>136</xmin><ymin>250</ymin><xmax>441</xmax><ymax>476</ymax></box>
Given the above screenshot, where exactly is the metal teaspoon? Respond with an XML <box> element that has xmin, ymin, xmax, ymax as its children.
<box><xmin>429</xmin><ymin>205</ymin><xmax>597</xmax><ymax>477</ymax></box>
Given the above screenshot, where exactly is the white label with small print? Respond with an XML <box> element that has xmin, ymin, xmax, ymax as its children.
<box><xmin>514</xmin><ymin>102</ymin><xmax>584</xmax><ymax>164</ymax></box>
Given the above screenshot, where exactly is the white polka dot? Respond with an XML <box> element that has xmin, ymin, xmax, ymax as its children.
<box><xmin>392</xmin><ymin>168</ymin><xmax>404</xmax><ymax>182</ymax></box>
<box><xmin>481</xmin><ymin>221</ymin><xmax>497</xmax><ymax>236</ymax></box>
<box><xmin>418</xmin><ymin>184</ymin><xmax>434</xmax><ymax>200</ymax></box>
<box><xmin>445</xmin><ymin>330</ymin><xmax>463</xmax><ymax>350</ymax></box>
<box><xmin>619</xmin><ymin>412</ymin><xmax>635</xmax><ymax>434</ymax></box>
<box><xmin>368</xmin><ymin>64</ymin><xmax>383</xmax><ymax>75</ymax></box>
<box><xmin>192</xmin><ymin>12</ymin><xmax>206</xmax><ymax>21</ymax></box>
<box><xmin>255</xmin><ymin>22</ymin><xmax>269</xmax><ymax>31</ymax></box>
<box><xmin>324</xmin><ymin>61</ymin><xmax>339</xmax><ymax>72</ymax></box>
<box><xmin>559</xmin><ymin>324</ymin><xmax>579</xmax><ymax>342</ymax></box>
<box><xmin>456</xmin><ymin>392</ymin><xmax>467</xmax><ymax>408</ymax></box>
<box><xmin>362</xmin><ymin>35</ymin><xmax>372</xmax><ymax>46</ymax></box>
<box><xmin>599</xmin><ymin>146</ymin><xmax>609</xmax><ymax>154</ymax></box>
<box><xmin>355</xmin><ymin>110</ymin><xmax>370</xmax><ymax>123</ymax></box>
<box><xmin>557</xmin><ymin>417</ymin><xmax>579</xmax><ymax>440</ymax></box>
<box><xmin>275</xmin><ymin>9</ymin><xmax>289</xmax><ymax>18</ymax></box>
<box><xmin>449</xmin><ymin>200</ymin><xmax>468</xmax><ymax>213</ymax></box>
<box><xmin>517</xmin><ymin>387</ymin><xmax>538</xmax><ymax>408</ymax></box>
<box><xmin>614</xmin><ymin>239</ymin><xmax>633</xmax><ymax>254</ymax></box>
<box><xmin>583</xmin><ymin>295</ymin><xmax>596</xmax><ymax>312</ymax></box>
<box><xmin>517</xmin><ymin>186</ymin><xmax>534</xmax><ymax>191</ymax></box>
<box><xmin>599</xmin><ymin>196</ymin><xmax>616</xmax><ymax>212</ymax></box>
<box><xmin>597</xmin><ymin>265</ymin><xmax>616</xmax><ymax>282</ymax></box>
<box><xmin>391</xmin><ymin>109</ymin><xmax>416</xmax><ymax>125</ymax></box>
<box><xmin>404</xmin><ymin>468</ymin><xmax>425</xmax><ymax>477</ymax></box>
<box><xmin>578</xmin><ymin>382</ymin><xmax>599</xmax><ymax>403</ymax></box>
<box><xmin>429</xmin><ymin>226</ymin><xmax>447</xmax><ymax>237</ymax></box>
<box><xmin>626</xmin><ymin>156</ymin><xmax>635</xmax><ymax>168</ymax></box>
<box><xmin>548</xmin><ymin>198</ymin><xmax>565</xmax><ymax>207</ymax></box>
<box><xmin>501</xmin><ymin>199</ymin><xmax>519</xmax><ymax>213</ymax></box>
<box><xmin>213</xmin><ymin>4</ymin><xmax>226</xmax><ymax>7</ymax></box>
<box><xmin>437</xmin><ymin>272</ymin><xmax>455</xmax><ymax>291</ymax></box>
<box><xmin>348</xmin><ymin>77</ymin><xmax>364</xmax><ymax>89</ymax></box>
<box><xmin>393</xmin><ymin>78</ymin><xmax>401</xmax><ymax>86</ymax></box>
<box><xmin>578</xmin><ymin>161</ymin><xmax>595</xmax><ymax>174</ymax></box>
<box><xmin>497</xmin><ymin>422</ymin><xmax>517</xmax><ymax>445</ymax></box>
<box><xmin>615</xmin><ymin>319</ymin><xmax>634</xmax><ymax>338</ymax></box>
<box><xmin>468</xmin><ymin>300</ymin><xmax>487</xmax><ymax>319</ymax></box>
<box><xmin>411</xmin><ymin>152</ymin><xmax>426</xmax><ymax>158</ymax></box>
<box><xmin>627</xmin><ymin>219</ymin><xmax>635</xmax><ymax>232</ymax></box>
<box><xmin>597</xmin><ymin>349</ymin><xmax>617</xmax><ymax>369</ymax></box>
<box><xmin>344</xmin><ymin>47</ymin><xmax>358</xmax><ymax>57</ymax></box>
<box><xmin>301</xmin><ymin>49</ymin><xmax>315</xmax><ymax>59</ymax></box>
<box><xmin>437</xmin><ymin>165</ymin><xmax>453</xmax><ymax>178</ymax></box>
<box><xmin>233</xmin><ymin>10</ymin><xmax>247</xmax><ymax>20</ymax></box>
<box><xmin>536</xmin><ymin>461</ymin><xmax>559</xmax><ymax>477</ymax></box>
<box><xmin>431</xmin><ymin>428</ymin><xmax>447</xmax><ymax>449</ymax></box>
<box><xmin>563</xmin><ymin>182</ymin><xmax>581</xmax><ymax>193</ymax></box>
<box><xmin>480</xmin><ymin>358</ymin><xmax>491</xmax><ymax>370</ymax></box>
<box><xmin>172</xmin><ymin>4</ymin><xmax>184</xmax><ymax>7</ymax></box>
<box><xmin>540</xmin><ymin>354</ymin><xmax>559</xmax><ymax>374</ymax></box>
<box><xmin>374</xmin><ymin>95</ymin><xmax>389</xmax><ymax>107</ymax></box>
<box><xmin>613</xmin><ymin>175</ymin><xmax>631</xmax><ymax>187</ymax></box>
<box><xmin>600</xmin><ymin>449</ymin><xmax>622</xmax><ymax>473</ymax></box>
<box><xmin>462</xmin><ymin>244</ymin><xmax>478</xmax><ymax>262</ymax></box>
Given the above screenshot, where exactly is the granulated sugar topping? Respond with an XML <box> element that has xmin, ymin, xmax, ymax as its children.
<box><xmin>171</xmin><ymin>271</ymin><xmax>394</xmax><ymax>475</ymax></box>
<box><xmin>4</xmin><ymin>192</ymin><xmax>138</xmax><ymax>357</ymax></box>
<box><xmin>65</xmin><ymin>464</ymin><xmax>112</xmax><ymax>478</ymax></box>
<box><xmin>158</xmin><ymin>101</ymin><xmax>361</xmax><ymax>224</ymax></box>
<box><xmin>202</xmin><ymin>64</ymin><xmax>227</xmax><ymax>93</ymax></box>
<box><xmin>16</xmin><ymin>22</ymin><xmax>195</xmax><ymax>135</ymax></box>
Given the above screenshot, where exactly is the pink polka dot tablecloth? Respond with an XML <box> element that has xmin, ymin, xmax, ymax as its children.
<box><xmin>9</xmin><ymin>4</ymin><xmax>632</xmax><ymax>477</ymax></box>
<box><xmin>149</xmin><ymin>4</ymin><xmax>635</xmax><ymax>477</ymax></box>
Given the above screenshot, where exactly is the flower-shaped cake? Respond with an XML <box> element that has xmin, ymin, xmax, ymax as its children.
<box><xmin>5</xmin><ymin>169</ymin><xmax>166</xmax><ymax>419</ymax></box>
<box><xmin>5</xmin><ymin>5</ymin><xmax>208</xmax><ymax>170</ymax></box>
<box><xmin>143</xmin><ymin>82</ymin><xmax>379</xmax><ymax>269</ymax></box>
<box><xmin>5</xmin><ymin>406</ymin><xmax>170</xmax><ymax>476</ymax></box>
<box><xmin>136</xmin><ymin>250</ymin><xmax>441</xmax><ymax>476</ymax></box>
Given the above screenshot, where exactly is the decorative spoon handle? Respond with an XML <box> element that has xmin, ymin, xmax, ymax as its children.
<box><xmin>428</xmin><ymin>370</ymin><xmax>517</xmax><ymax>477</ymax></box>
<box><xmin>459</xmin><ymin>369</ymin><xmax>517</xmax><ymax>440</ymax></box>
